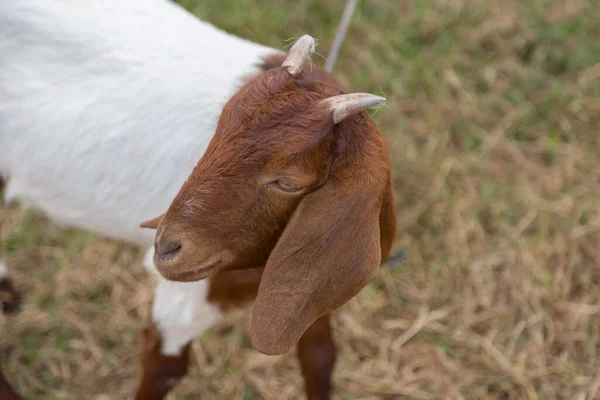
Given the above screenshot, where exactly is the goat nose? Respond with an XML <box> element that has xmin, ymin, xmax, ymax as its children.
<box><xmin>154</xmin><ymin>238</ymin><xmax>181</xmax><ymax>260</ymax></box>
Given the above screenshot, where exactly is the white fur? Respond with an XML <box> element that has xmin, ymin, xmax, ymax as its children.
<box><xmin>0</xmin><ymin>261</ymin><xmax>7</xmax><ymax>279</ymax></box>
<box><xmin>144</xmin><ymin>248</ymin><xmax>222</xmax><ymax>356</ymax></box>
<box><xmin>0</xmin><ymin>0</ymin><xmax>277</xmax><ymax>246</ymax></box>
<box><xmin>154</xmin><ymin>279</ymin><xmax>222</xmax><ymax>356</ymax></box>
<box><xmin>0</xmin><ymin>0</ymin><xmax>278</xmax><ymax>354</ymax></box>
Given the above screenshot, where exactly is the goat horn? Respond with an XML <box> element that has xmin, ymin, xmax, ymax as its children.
<box><xmin>282</xmin><ymin>35</ymin><xmax>316</xmax><ymax>77</ymax></box>
<box><xmin>323</xmin><ymin>93</ymin><xmax>386</xmax><ymax>124</ymax></box>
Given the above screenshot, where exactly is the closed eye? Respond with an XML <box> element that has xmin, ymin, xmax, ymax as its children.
<box><xmin>271</xmin><ymin>179</ymin><xmax>304</xmax><ymax>193</ymax></box>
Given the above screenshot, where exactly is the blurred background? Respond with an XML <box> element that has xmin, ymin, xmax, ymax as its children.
<box><xmin>1</xmin><ymin>0</ymin><xmax>600</xmax><ymax>398</ymax></box>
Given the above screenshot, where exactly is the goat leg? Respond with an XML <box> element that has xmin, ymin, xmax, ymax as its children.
<box><xmin>0</xmin><ymin>273</ymin><xmax>22</xmax><ymax>315</ymax></box>
<box><xmin>297</xmin><ymin>314</ymin><xmax>336</xmax><ymax>400</ymax></box>
<box><xmin>133</xmin><ymin>322</ymin><xmax>191</xmax><ymax>400</ymax></box>
<box><xmin>0</xmin><ymin>368</ymin><xmax>22</xmax><ymax>400</ymax></box>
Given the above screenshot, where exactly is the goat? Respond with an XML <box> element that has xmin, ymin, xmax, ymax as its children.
<box><xmin>141</xmin><ymin>36</ymin><xmax>397</xmax><ymax>397</ymax></box>
<box><xmin>0</xmin><ymin>1</ymin><xmax>396</xmax><ymax>399</ymax></box>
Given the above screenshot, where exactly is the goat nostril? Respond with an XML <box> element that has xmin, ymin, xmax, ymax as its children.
<box><xmin>155</xmin><ymin>240</ymin><xmax>182</xmax><ymax>257</ymax></box>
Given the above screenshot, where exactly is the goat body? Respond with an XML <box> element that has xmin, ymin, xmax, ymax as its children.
<box><xmin>0</xmin><ymin>0</ymin><xmax>275</xmax><ymax>245</ymax></box>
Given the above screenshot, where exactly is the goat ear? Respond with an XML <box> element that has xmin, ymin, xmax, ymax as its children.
<box><xmin>250</xmin><ymin>176</ymin><xmax>383</xmax><ymax>355</ymax></box>
<box><xmin>323</xmin><ymin>93</ymin><xmax>386</xmax><ymax>124</ymax></box>
<box><xmin>140</xmin><ymin>214</ymin><xmax>164</xmax><ymax>229</ymax></box>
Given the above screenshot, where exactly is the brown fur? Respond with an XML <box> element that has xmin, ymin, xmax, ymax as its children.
<box><xmin>207</xmin><ymin>268</ymin><xmax>263</xmax><ymax>310</ymax></box>
<box><xmin>0</xmin><ymin>278</ymin><xmax>22</xmax><ymax>315</ymax></box>
<box><xmin>260</xmin><ymin>54</ymin><xmax>343</xmax><ymax>89</ymax></box>
<box><xmin>135</xmin><ymin>322</ymin><xmax>191</xmax><ymax>400</ymax></box>
<box><xmin>297</xmin><ymin>314</ymin><xmax>336</xmax><ymax>400</ymax></box>
<box><xmin>0</xmin><ymin>368</ymin><xmax>21</xmax><ymax>400</ymax></box>
<box><xmin>138</xmin><ymin>51</ymin><xmax>396</xmax><ymax>399</ymax></box>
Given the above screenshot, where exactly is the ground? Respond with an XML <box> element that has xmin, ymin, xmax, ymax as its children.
<box><xmin>1</xmin><ymin>0</ymin><xmax>600</xmax><ymax>399</ymax></box>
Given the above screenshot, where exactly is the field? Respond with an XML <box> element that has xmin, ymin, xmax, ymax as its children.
<box><xmin>2</xmin><ymin>0</ymin><xmax>600</xmax><ymax>399</ymax></box>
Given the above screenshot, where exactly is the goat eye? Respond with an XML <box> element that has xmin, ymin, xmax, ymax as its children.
<box><xmin>271</xmin><ymin>179</ymin><xmax>303</xmax><ymax>193</ymax></box>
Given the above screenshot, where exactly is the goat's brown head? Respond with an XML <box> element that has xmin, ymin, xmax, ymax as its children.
<box><xmin>141</xmin><ymin>35</ymin><xmax>392</xmax><ymax>355</ymax></box>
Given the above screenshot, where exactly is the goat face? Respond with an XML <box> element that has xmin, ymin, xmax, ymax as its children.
<box><xmin>142</xmin><ymin>36</ymin><xmax>391</xmax><ymax>355</ymax></box>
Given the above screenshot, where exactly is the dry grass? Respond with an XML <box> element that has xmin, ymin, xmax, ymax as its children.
<box><xmin>2</xmin><ymin>0</ymin><xmax>600</xmax><ymax>399</ymax></box>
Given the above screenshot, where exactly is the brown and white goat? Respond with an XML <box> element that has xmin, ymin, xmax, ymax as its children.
<box><xmin>139</xmin><ymin>35</ymin><xmax>397</xmax><ymax>399</ymax></box>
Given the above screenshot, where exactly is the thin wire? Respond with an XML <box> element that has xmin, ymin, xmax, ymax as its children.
<box><xmin>325</xmin><ymin>0</ymin><xmax>359</xmax><ymax>73</ymax></box>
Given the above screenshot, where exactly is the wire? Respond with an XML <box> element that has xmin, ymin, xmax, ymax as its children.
<box><xmin>325</xmin><ymin>0</ymin><xmax>359</xmax><ymax>73</ymax></box>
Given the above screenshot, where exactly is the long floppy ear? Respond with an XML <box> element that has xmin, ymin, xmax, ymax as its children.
<box><xmin>250</xmin><ymin>176</ymin><xmax>383</xmax><ymax>355</ymax></box>
<box><xmin>140</xmin><ymin>214</ymin><xmax>164</xmax><ymax>229</ymax></box>
<box><xmin>250</xmin><ymin>89</ymin><xmax>387</xmax><ymax>355</ymax></box>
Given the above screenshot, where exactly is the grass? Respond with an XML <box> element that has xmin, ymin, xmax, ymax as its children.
<box><xmin>2</xmin><ymin>0</ymin><xmax>600</xmax><ymax>398</ymax></box>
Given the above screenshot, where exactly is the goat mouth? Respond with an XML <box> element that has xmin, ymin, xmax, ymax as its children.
<box><xmin>157</xmin><ymin>259</ymin><xmax>224</xmax><ymax>282</ymax></box>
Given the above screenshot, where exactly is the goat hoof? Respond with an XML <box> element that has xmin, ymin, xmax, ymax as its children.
<box><xmin>0</xmin><ymin>279</ymin><xmax>22</xmax><ymax>315</ymax></box>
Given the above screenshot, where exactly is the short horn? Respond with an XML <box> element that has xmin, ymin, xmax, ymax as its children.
<box><xmin>323</xmin><ymin>93</ymin><xmax>386</xmax><ymax>124</ymax></box>
<box><xmin>282</xmin><ymin>35</ymin><xmax>316</xmax><ymax>77</ymax></box>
